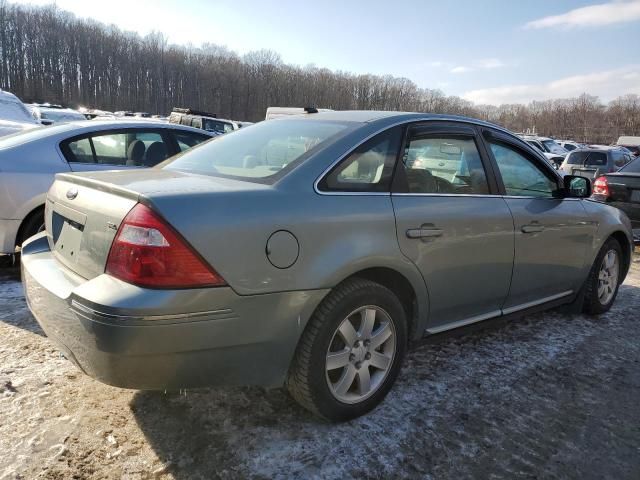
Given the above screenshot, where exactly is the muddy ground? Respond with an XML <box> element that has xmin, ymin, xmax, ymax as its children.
<box><xmin>1</xmin><ymin>257</ymin><xmax>639</xmax><ymax>479</ymax></box>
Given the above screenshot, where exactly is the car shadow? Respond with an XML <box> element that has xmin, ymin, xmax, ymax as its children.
<box><xmin>0</xmin><ymin>263</ymin><xmax>46</xmax><ymax>336</ymax></box>
<box><xmin>128</xmin><ymin>279</ymin><xmax>640</xmax><ymax>479</ymax></box>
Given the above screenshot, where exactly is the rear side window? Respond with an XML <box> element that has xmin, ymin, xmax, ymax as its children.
<box><xmin>564</xmin><ymin>143</ymin><xmax>577</xmax><ymax>151</ymax></box>
<box><xmin>401</xmin><ymin>135</ymin><xmax>489</xmax><ymax>194</ymax></box>
<box><xmin>62</xmin><ymin>130</ymin><xmax>172</xmax><ymax>167</ymax></box>
<box><xmin>319</xmin><ymin>127</ymin><xmax>402</xmax><ymax>192</ymax></box>
<box><xmin>566</xmin><ymin>151</ymin><xmax>607</xmax><ymax>166</ymax></box>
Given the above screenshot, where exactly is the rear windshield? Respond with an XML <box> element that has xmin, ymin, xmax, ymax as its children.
<box><xmin>619</xmin><ymin>157</ymin><xmax>640</xmax><ymax>173</ymax></box>
<box><xmin>566</xmin><ymin>151</ymin><xmax>607</xmax><ymax>166</ymax></box>
<box><xmin>163</xmin><ymin>119</ymin><xmax>353</xmax><ymax>182</ymax></box>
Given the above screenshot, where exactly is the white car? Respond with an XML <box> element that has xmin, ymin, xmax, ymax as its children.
<box><xmin>556</xmin><ymin>140</ymin><xmax>583</xmax><ymax>152</ymax></box>
<box><xmin>27</xmin><ymin>104</ymin><xmax>88</xmax><ymax>125</ymax></box>
<box><xmin>0</xmin><ymin>90</ymin><xmax>41</xmax><ymax>136</ymax></box>
<box><xmin>521</xmin><ymin>135</ymin><xmax>568</xmax><ymax>168</ymax></box>
<box><xmin>0</xmin><ymin>120</ymin><xmax>215</xmax><ymax>255</ymax></box>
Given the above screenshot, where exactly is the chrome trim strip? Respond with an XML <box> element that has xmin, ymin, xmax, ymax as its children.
<box><xmin>425</xmin><ymin>310</ymin><xmax>502</xmax><ymax>334</ymax></box>
<box><xmin>501</xmin><ymin>290</ymin><xmax>573</xmax><ymax>315</ymax></box>
<box><xmin>70</xmin><ymin>299</ymin><xmax>236</xmax><ymax>324</ymax></box>
<box><xmin>393</xmin><ymin>193</ymin><xmax>503</xmax><ymax>198</ymax></box>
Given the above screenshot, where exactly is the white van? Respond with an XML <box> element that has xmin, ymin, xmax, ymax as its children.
<box><xmin>265</xmin><ymin>106</ymin><xmax>333</xmax><ymax>120</ymax></box>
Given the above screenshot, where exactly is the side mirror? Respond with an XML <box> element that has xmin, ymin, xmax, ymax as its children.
<box><xmin>564</xmin><ymin>175</ymin><xmax>591</xmax><ymax>198</ymax></box>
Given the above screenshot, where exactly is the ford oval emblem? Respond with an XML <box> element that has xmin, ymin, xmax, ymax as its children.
<box><xmin>66</xmin><ymin>188</ymin><xmax>78</xmax><ymax>200</ymax></box>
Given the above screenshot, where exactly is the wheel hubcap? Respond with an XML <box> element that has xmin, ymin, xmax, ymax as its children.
<box><xmin>597</xmin><ymin>249</ymin><xmax>619</xmax><ymax>305</ymax></box>
<box><xmin>325</xmin><ymin>306</ymin><xmax>396</xmax><ymax>404</ymax></box>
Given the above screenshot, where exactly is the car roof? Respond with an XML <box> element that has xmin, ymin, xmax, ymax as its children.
<box><xmin>282</xmin><ymin>110</ymin><xmax>508</xmax><ymax>131</ymax></box>
<box><xmin>53</xmin><ymin>119</ymin><xmax>213</xmax><ymax>133</ymax></box>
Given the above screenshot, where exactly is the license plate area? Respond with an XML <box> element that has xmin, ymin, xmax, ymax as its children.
<box><xmin>51</xmin><ymin>203</ymin><xmax>87</xmax><ymax>263</ymax></box>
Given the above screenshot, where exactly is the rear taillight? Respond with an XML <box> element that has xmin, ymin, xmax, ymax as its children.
<box><xmin>106</xmin><ymin>203</ymin><xmax>225</xmax><ymax>288</ymax></box>
<box><xmin>593</xmin><ymin>176</ymin><xmax>610</xmax><ymax>197</ymax></box>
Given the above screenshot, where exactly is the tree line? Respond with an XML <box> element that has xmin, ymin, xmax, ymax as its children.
<box><xmin>0</xmin><ymin>1</ymin><xmax>638</xmax><ymax>144</ymax></box>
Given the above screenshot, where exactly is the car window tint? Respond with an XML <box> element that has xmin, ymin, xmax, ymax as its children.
<box><xmin>174</xmin><ymin>131</ymin><xmax>210</xmax><ymax>152</ymax></box>
<box><xmin>490</xmin><ymin>142</ymin><xmax>558</xmax><ymax>197</ymax></box>
<box><xmin>320</xmin><ymin>127</ymin><xmax>402</xmax><ymax>192</ymax></box>
<box><xmin>564</xmin><ymin>143</ymin><xmax>576</xmax><ymax>151</ymax></box>
<box><xmin>403</xmin><ymin>136</ymin><xmax>489</xmax><ymax>195</ymax></box>
<box><xmin>566</xmin><ymin>151</ymin><xmax>607</xmax><ymax>166</ymax></box>
<box><xmin>65</xmin><ymin>137</ymin><xmax>93</xmax><ymax>163</ymax></box>
<box><xmin>89</xmin><ymin>131</ymin><xmax>170</xmax><ymax>167</ymax></box>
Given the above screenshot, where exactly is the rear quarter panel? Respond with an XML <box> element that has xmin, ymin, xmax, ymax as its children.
<box><xmin>0</xmin><ymin>140</ymin><xmax>69</xmax><ymax>220</ymax></box>
<box><xmin>149</xmin><ymin>189</ymin><xmax>430</xmax><ymax>334</ymax></box>
<box><xmin>582</xmin><ymin>199</ymin><xmax>634</xmax><ymax>274</ymax></box>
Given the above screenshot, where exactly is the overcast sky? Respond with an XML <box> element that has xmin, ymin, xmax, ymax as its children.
<box><xmin>13</xmin><ymin>0</ymin><xmax>640</xmax><ymax>105</ymax></box>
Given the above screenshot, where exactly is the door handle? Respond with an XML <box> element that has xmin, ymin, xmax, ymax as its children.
<box><xmin>521</xmin><ymin>223</ymin><xmax>545</xmax><ymax>234</ymax></box>
<box><xmin>406</xmin><ymin>228</ymin><xmax>443</xmax><ymax>239</ymax></box>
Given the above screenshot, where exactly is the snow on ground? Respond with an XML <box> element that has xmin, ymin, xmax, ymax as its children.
<box><xmin>1</xmin><ymin>257</ymin><xmax>639</xmax><ymax>479</ymax></box>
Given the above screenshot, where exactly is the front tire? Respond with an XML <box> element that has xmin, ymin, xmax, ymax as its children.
<box><xmin>287</xmin><ymin>278</ymin><xmax>407</xmax><ymax>422</ymax></box>
<box><xmin>582</xmin><ymin>238</ymin><xmax>623</xmax><ymax>315</ymax></box>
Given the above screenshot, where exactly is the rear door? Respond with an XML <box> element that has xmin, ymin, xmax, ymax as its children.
<box><xmin>481</xmin><ymin>130</ymin><xmax>595</xmax><ymax>311</ymax></box>
<box><xmin>391</xmin><ymin>122</ymin><xmax>514</xmax><ymax>332</ymax></box>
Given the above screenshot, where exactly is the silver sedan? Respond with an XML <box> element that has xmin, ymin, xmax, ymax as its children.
<box><xmin>21</xmin><ymin>111</ymin><xmax>634</xmax><ymax>421</ymax></box>
<box><xmin>0</xmin><ymin>120</ymin><xmax>215</xmax><ymax>255</ymax></box>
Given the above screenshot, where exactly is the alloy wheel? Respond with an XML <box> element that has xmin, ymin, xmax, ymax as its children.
<box><xmin>597</xmin><ymin>249</ymin><xmax>619</xmax><ymax>305</ymax></box>
<box><xmin>325</xmin><ymin>305</ymin><xmax>396</xmax><ymax>404</ymax></box>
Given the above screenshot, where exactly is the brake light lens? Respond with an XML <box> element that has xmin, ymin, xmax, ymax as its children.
<box><xmin>106</xmin><ymin>203</ymin><xmax>225</xmax><ymax>288</ymax></box>
<box><xmin>593</xmin><ymin>176</ymin><xmax>610</xmax><ymax>197</ymax></box>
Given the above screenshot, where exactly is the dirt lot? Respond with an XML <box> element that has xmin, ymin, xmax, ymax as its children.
<box><xmin>1</xmin><ymin>257</ymin><xmax>640</xmax><ymax>479</ymax></box>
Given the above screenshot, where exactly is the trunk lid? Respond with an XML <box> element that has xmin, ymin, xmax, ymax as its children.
<box><xmin>606</xmin><ymin>172</ymin><xmax>640</xmax><ymax>203</ymax></box>
<box><xmin>46</xmin><ymin>169</ymin><xmax>267</xmax><ymax>280</ymax></box>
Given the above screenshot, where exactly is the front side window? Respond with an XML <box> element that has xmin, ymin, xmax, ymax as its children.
<box><xmin>490</xmin><ymin>142</ymin><xmax>559</xmax><ymax>197</ymax></box>
<box><xmin>402</xmin><ymin>135</ymin><xmax>489</xmax><ymax>194</ymax></box>
<box><xmin>319</xmin><ymin>127</ymin><xmax>402</xmax><ymax>192</ymax></box>
<box><xmin>164</xmin><ymin>119</ymin><xmax>352</xmax><ymax>182</ymax></box>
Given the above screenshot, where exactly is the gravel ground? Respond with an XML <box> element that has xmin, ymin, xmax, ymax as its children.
<box><xmin>1</xmin><ymin>256</ymin><xmax>639</xmax><ymax>479</ymax></box>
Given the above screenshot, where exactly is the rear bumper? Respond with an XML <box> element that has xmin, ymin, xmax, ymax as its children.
<box><xmin>0</xmin><ymin>218</ymin><xmax>19</xmax><ymax>254</ymax></box>
<box><xmin>21</xmin><ymin>233</ymin><xmax>328</xmax><ymax>390</ymax></box>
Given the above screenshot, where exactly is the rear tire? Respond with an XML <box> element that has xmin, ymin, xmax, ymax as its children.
<box><xmin>287</xmin><ymin>278</ymin><xmax>407</xmax><ymax>422</ymax></box>
<box><xmin>17</xmin><ymin>209</ymin><xmax>45</xmax><ymax>248</ymax></box>
<box><xmin>582</xmin><ymin>238</ymin><xmax>623</xmax><ymax>315</ymax></box>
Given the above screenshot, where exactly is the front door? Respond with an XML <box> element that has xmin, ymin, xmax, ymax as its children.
<box><xmin>483</xmin><ymin>134</ymin><xmax>595</xmax><ymax>312</ymax></box>
<box><xmin>391</xmin><ymin>123</ymin><xmax>514</xmax><ymax>333</ymax></box>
